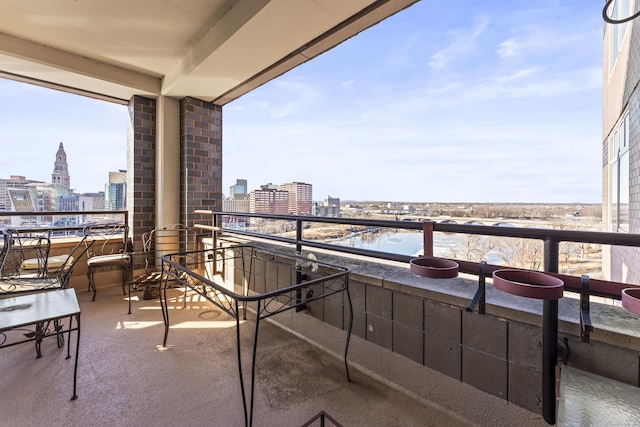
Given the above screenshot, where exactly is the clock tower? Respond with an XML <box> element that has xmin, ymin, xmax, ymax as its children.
<box><xmin>52</xmin><ymin>142</ymin><xmax>70</xmax><ymax>189</ymax></box>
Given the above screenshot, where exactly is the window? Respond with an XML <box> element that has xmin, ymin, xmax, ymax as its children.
<box><xmin>609</xmin><ymin>110</ymin><xmax>630</xmax><ymax>232</ymax></box>
<box><xmin>608</xmin><ymin>0</ymin><xmax>634</xmax><ymax>74</ymax></box>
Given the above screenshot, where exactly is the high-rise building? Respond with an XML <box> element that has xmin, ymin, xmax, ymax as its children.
<box><xmin>250</xmin><ymin>188</ymin><xmax>289</xmax><ymax>214</ymax></box>
<box><xmin>105</xmin><ymin>170</ymin><xmax>127</xmax><ymax>210</ymax></box>
<box><xmin>52</xmin><ymin>142</ymin><xmax>71</xmax><ymax>189</ymax></box>
<box><xmin>229</xmin><ymin>179</ymin><xmax>248</xmax><ymax>200</ymax></box>
<box><xmin>280</xmin><ymin>182</ymin><xmax>312</xmax><ymax>215</ymax></box>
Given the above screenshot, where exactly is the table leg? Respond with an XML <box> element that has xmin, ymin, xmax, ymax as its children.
<box><xmin>70</xmin><ymin>313</ymin><xmax>80</xmax><ymax>401</ymax></box>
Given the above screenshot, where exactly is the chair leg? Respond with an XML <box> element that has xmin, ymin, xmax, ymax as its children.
<box><xmin>121</xmin><ymin>267</ymin><xmax>127</xmax><ymax>295</ymax></box>
<box><xmin>88</xmin><ymin>267</ymin><xmax>97</xmax><ymax>301</ymax></box>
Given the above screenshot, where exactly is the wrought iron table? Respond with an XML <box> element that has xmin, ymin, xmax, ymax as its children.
<box><xmin>159</xmin><ymin>245</ymin><xmax>351</xmax><ymax>427</ymax></box>
<box><xmin>0</xmin><ymin>289</ymin><xmax>81</xmax><ymax>400</ymax></box>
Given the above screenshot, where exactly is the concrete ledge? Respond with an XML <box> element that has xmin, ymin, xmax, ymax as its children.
<box><xmin>268</xmin><ymin>306</ymin><xmax>547</xmax><ymax>427</ymax></box>
<box><xmin>181</xmin><ymin>237</ymin><xmax>640</xmax><ymax>420</ymax></box>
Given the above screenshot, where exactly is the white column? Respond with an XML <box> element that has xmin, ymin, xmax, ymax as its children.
<box><xmin>156</xmin><ymin>96</ymin><xmax>180</xmax><ymax>228</ymax></box>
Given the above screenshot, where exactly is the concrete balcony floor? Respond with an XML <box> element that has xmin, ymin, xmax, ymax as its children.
<box><xmin>0</xmin><ymin>283</ymin><xmax>468</xmax><ymax>427</ymax></box>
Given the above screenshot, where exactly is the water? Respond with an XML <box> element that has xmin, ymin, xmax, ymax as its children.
<box><xmin>328</xmin><ymin>230</ymin><xmax>503</xmax><ymax>263</ymax></box>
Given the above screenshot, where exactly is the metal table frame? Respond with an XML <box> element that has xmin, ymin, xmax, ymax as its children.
<box><xmin>159</xmin><ymin>245</ymin><xmax>351</xmax><ymax>427</ymax></box>
<box><xmin>0</xmin><ymin>289</ymin><xmax>81</xmax><ymax>401</ymax></box>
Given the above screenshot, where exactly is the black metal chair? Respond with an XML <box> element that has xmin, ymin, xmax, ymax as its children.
<box><xmin>128</xmin><ymin>224</ymin><xmax>193</xmax><ymax>313</ymax></box>
<box><xmin>0</xmin><ymin>229</ymin><xmax>51</xmax><ymax>279</ymax></box>
<box><xmin>1</xmin><ymin>229</ymin><xmax>93</xmax><ymax>295</ymax></box>
<box><xmin>85</xmin><ymin>224</ymin><xmax>133</xmax><ymax>301</ymax></box>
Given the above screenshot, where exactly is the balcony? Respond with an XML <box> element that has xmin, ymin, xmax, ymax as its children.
<box><xmin>2</xmin><ymin>284</ymin><xmax>471</xmax><ymax>427</ymax></box>
<box><xmin>3</xmin><ymin>212</ymin><xmax>640</xmax><ymax>426</ymax></box>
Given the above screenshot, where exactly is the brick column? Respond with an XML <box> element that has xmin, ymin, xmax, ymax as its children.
<box><xmin>127</xmin><ymin>96</ymin><xmax>156</xmax><ymax>259</ymax></box>
<box><xmin>180</xmin><ymin>97</ymin><xmax>223</xmax><ymax>230</ymax></box>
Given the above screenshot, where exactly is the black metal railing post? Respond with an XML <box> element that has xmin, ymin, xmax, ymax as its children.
<box><xmin>296</xmin><ymin>218</ymin><xmax>303</xmax><ymax>253</ymax></box>
<box><xmin>542</xmin><ymin>237</ymin><xmax>560</xmax><ymax>425</ymax></box>
<box><xmin>295</xmin><ymin>218</ymin><xmax>304</xmax><ymax>311</ymax></box>
<box><xmin>542</xmin><ymin>298</ymin><xmax>559</xmax><ymax>425</ymax></box>
<box><xmin>543</xmin><ymin>237</ymin><xmax>559</xmax><ymax>274</ymax></box>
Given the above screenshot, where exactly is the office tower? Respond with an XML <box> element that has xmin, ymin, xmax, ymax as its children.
<box><xmin>105</xmin><ymin>170</ymin><xmax>127</xmax><ymax>210</ymax></box>
<box><xmin>250</xmin><ymin>188</ymin><xmax>289</xmax><ymax>214</ymax></box>
<box><xmin>229</xmin><ymin>179</ymin><xmax>248</xmax><ymax>200</ymax></box>
<box><xmin>280</xmin><ymin>182</ymin><xmax>312</xmax><ymax>215</ymax></box>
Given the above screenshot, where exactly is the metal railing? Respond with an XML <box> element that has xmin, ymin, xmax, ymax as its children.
<box><xmin>0</xmin><ymin>210</ymin><xmax>128</xmax><ymax>235</ymax></box>
<box><xmin>195</xmin><ymin>210</ymin><xmax>640</xmax><ymax>300</ymax></box>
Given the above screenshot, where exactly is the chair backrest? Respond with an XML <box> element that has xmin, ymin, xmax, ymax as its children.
<box><xmin>0</xmin><ymin>229</ymin><xmax>51</xmax><ymax>278</ymax></box>
<box><xmin>84</xmin><ymin>223</ymin><xmax>130</xmax><ymax>258</ymax></box>
<box><xmin>0</xmin><ymin>229</ymin><xmax>9</xmax><ymax>276</ymax></box>
<box><xmin>47</xmin><ymin>234</ymin><xmax>95</xmax><ymax>289</ymax></box>
<box><xmin>142</xmin><ymin>224</ymin><xmax>194</xmax><ymax>272</ymax></box>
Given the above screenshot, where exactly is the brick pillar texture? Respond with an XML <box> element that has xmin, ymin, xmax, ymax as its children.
<box><xmin>128</xmin><ymin>96</ymin><xmax>156</xmax><ymax>261</ymax></box>
<box><xmin>180</xmin><ymin>97</ymin><xmax>223</xmax><ymax>230</ymax></box>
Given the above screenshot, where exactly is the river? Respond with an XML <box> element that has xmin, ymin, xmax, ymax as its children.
<box><xmin>327</xmin><ymin>230</ymin><xmax>504</xmax><ymax>264</ymax></box>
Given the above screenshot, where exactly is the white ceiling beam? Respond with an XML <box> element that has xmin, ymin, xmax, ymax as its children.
<box><xmin>160</xmin><ymin>0</ymin><xmax>270</xmax><ymax>96</ymax></box>
<box><xmin>214</xmin><ymin>0</ymin><xmax>419</xmax><ymax>105</ymax></box>
<box><xmin>0</xmin><ymin>31</ymin><xmax>161</xmax><ymax>95</ymax></box>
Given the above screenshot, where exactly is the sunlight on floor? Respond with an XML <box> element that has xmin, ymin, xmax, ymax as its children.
<box><xmin>171</xmin><ymin>320</ymin><xmax>239</xmax><ymax>329</ymax></box>
<box><xmin>117</xmin><ymin>321</ymin><xmax>164</xmax><ymax>329</ymax></box>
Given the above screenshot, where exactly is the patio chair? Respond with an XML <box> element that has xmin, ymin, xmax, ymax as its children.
<box><xmin>85</xmin><ymin>224</ymin><xmax>133</xmax><ymax>301</ymax></box>
<box><xmin>128</xmin><ymin>224</ymin><xmax>193</xmax><ymax>313</ymax></box>
<box><xmin>1</xmin><ymin>229</ymin><xmax>93</xmax><ymax>295</ymax></box>
<box><xmin>0</xmin><ymin>229</ymin><xmax>51</xmax><ymax>279</ymax></box>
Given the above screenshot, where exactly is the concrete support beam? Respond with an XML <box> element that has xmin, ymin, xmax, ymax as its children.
<box><xmin>156</xmin><ymin>96</ymin><xmax>181</xmax><ymax>229</ymax></box>
<box><xmin>0</xmin><ymin>32</ymin><xmax>161</xmax><ymax>95</ymax></box>
<box><xmin>161</xmin><ymin>0</ymin><xmax>269</xmax><ymax>96</ymax></box>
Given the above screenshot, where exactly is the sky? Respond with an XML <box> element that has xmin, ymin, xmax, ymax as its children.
<box><xmin>0</xmin><ymin>1</ymin><xmax>604</xmax><ymax>203</ymax></box>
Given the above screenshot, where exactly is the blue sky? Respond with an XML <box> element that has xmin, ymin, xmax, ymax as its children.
<box><xmin>1</xmin><ymin>1</ymin><xmax>603</xmax><ymax>203</ymax></box>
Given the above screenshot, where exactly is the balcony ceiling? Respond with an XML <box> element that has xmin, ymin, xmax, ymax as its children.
<box><xmin>0</xmin><ymin>0</ymin><xmax>417</xmax><ymax>105</ymax></box>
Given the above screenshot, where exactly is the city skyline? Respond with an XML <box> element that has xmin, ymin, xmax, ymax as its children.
<box><xmin>0</xmin><ymin>1</ymin><xmax>602</xmax><ymax>203</ymax></box>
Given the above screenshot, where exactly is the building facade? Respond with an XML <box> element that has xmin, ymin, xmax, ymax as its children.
<box><xmin>0</xmin><ymin>175</ymin><xmax>42</xmax><ymax>211</ymax></box>
<box><xmin>105</xmin><ymin>170</ymin><xmax>127</xmax><ymax>210</ymax></box>
<box><xmin>229</xmin><ymin>179</ymin><xmax>248</xmax><ymax>200</ymax></box>
<box><xmin>314</xmin><ymin>195</ymin><xmax>340</xmax><ymax>217</ymax></box>
<box><xmin>250</xmin><ymin>187</ymin><xmax>289</xmax><ymax>214</ymax></box>
<box><xmin>280</xmin><ymin>182</ymin><xmax>312</xmax><ymax>215</ymax></box>
<box><xmin>602</xmin><ymin>1</ymin><xmax>640</xmax><ymax>283</ymax></box>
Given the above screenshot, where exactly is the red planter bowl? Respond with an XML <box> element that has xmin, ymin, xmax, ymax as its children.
<box><xmin>409</xmin><ymin>257</ymin><xmax>459</xmax><ymax>279</ymax></box>
<box><xmin>492</xmin><ymin>269</ymin><xmax>564</xmax><ymax>300</ymax></box>
<box><xmin>621</xmin><ymin>288</ymin><xmax>640</xmax><ymax>316</ymax></box>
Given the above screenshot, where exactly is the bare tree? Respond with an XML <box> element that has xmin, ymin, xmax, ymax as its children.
<box><xmin>498</xmin><ymin>238</ymin><xmax>543</xmax><ymax>270</ymax></box>
<box><xmin>449</xmin><ymin>234</ymin><xmax>497</xmax><ymax>262</ymax></box>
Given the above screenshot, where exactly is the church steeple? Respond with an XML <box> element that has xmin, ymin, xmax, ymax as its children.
<box><xmin>52</xmin><ymin>142</ymin><xmax>70</xmax><ymax>189</ymax></box>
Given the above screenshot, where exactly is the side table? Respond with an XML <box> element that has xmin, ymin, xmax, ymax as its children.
<box><xmin>0</xmin><ymin>289</ymin><xmax>81</xmax><ymax>400</ymax></box>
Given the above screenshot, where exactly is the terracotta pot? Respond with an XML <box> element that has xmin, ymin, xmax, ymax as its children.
<box><xmin>621</xmin><ymin>288</ymin><xmax>640</xmax><ymax>315</ymax></box>
<box><xmin>492</xmin><ymin>269</ymin><xmax>563</xmax><ymax>300</ymax></box>
<box><xmin>409</xmin><ymin>257</ymin><xmax>459</xmax><ymax>279</ymax></box>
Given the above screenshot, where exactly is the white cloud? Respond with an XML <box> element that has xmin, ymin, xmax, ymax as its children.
<box><xmin>429</xmin><ymin>14</ymin><xmax>490</xmax><ymax>70</ymax></box>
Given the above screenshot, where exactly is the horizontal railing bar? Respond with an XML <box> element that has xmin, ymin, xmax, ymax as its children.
<box><xmin>0</xmin><ymin>210</ymin><xmax>127</xmax><ymax>217</ymax></box>
<box><xmin>209</xmin><ymin>211</ymin><xmax>637</xmax><ymax>248</ymax></box>
<box><xmin>199</xmin><ymin>211</ymin><xmax>640</xmax><ymax>300</ymax></box>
